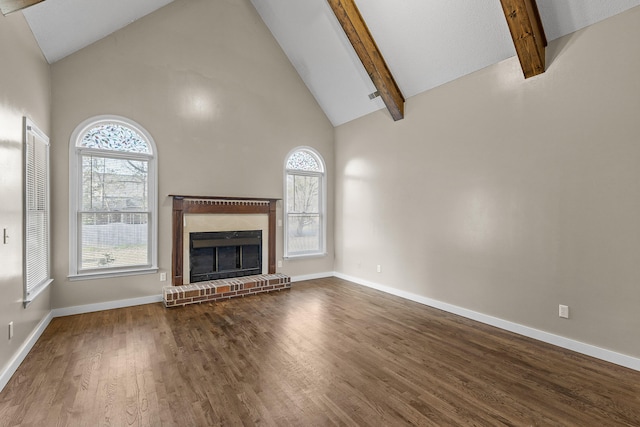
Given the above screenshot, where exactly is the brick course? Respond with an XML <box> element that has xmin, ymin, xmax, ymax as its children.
<box><xmin>163</xmin><ymin>273</ymin><xmax>291</xmax><ymax>308</ymax></box>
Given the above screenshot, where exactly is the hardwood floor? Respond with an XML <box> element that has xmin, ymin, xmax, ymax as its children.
<box><xmin>1</xmin><ymin>277</ymin><xmax>639</xmax><ymax>426</ymax></box>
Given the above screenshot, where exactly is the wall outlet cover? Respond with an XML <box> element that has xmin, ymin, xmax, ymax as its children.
<box><xmin>559</xmin><ymin>304</ymin><xmax>569</xmax><ymax>319</ymax></box>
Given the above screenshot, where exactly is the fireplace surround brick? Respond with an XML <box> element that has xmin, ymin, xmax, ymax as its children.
<box><xmin>163</xmin><ymin>273</ymin><xmax>291</xmax><ymax>308</ymax></box>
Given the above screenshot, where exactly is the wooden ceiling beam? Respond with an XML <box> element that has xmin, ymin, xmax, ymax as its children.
<box><xmin>327</xmin><ymin>0</ymin><xmax>405</xmax><ymax>121</ymax></box>
<box><xmin>0</xmin><ymin>0</ymin><xmax>44</xmax><ymax>15</ymax></box>
<box><xmin>499</xmin><ymin>0</ymin><xmax>547</xmax><ymax>78</ymax></box>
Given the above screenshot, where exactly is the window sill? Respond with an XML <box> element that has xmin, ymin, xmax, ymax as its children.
<box><xmin>68</xmin><ymin>267</ymin><xmax>158</xmax><ymax>281</ymax></box>
<box><xmin>284</xmin><ymin>252</ymin><xmax>327</xmax><ymax>260</ymax></box>
<box><xmin>24</xmin><ymin>278</ymin><xmax>54</xmax><ymax>308</ymax></box>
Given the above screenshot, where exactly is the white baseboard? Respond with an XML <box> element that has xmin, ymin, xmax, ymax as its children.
<box><xmin>334</xmin><ymin>272</ymin><xmax>640</xmax><ymax>372</ymax></box>
<box><xmin>0</xmin><ymin>311</ymin><xmax>53</xmax><ymax>393</ymax></box>
<box><xmin>52</xmin><ymin>294</ymin><xmax>163</xmax><ymax>318</ymax></box>
<box><xmin>290</xmin><ymin>271</ymin><xmax>334</xmax><ymax>283</ymax></box>
<box><xmin>4</xmin><ymin>273</ymin><xmax>638</xmax><ymax>395</ymax></box>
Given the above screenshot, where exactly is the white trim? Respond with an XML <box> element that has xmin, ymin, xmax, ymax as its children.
<box><xmin>284</xmin><ymin>252</ymin><xmax>328</xmax><ymax>260</ymax></box>
<box><xmin>68</xmin><ymin>267</ymin><xmax>158</xmax><ymax>281</ymax></box>
<box><xmin>68</xmin><ymin>115</ymin><xmax>158</xmax><ymax>279</ymax></box>
<box><xmin>4</xmin><ymin>273</ymin><xmax>638</xmax><ymax>396</ymax></box>
<box><xmin>52</xmin><ymin>294</ymin><xmax>163</xmax><ymax>318</ymax></box>
<box><xmin>23</xmin><ymin>278</ymin><xmax>53</xmax><ymax>308</ymax></box>
<box><xmin>290</xmin><ymin>271</ymin><xmax>334</xmax><ymax>283</ymax></box>
<box><xmin>0</xmin><ymin>311</ymin><xmax>53</xmax><ymax>392</ymax></box>
<box><xmin>333</xmin><ymin>272</ymin><xmax>640</xmax><ymax>372</ymax></box>
<box><xmin>283</xmin><ymin>146</ymin><xmax>327</xmax><ymax>258</ymax></box>
<box><xmin>23</xmin><ymin>117</ymin><xmax>52</xmax><ymax>307</ymax></box>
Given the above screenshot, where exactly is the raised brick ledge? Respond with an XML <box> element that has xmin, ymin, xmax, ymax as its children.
<box><xmin>163</xmin><ymin>273</ymin><xmax>291</xmax><ymax>308</ymax></box>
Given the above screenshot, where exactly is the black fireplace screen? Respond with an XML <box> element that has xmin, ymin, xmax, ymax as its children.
<box><xmin>189</xmin><ymin>230</ymin><xmax>262</xmax><ymax>283</ymax></box>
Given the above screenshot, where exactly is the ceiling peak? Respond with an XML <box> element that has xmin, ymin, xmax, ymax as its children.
<box><xmin>327</xmin><ymin>0</ymin><xmax>405</xmax><ymax>121</ymax></box>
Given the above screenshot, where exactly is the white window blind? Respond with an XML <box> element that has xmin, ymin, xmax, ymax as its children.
<box><xmin>24</xmin><ymin>118</ymin><xmax>52</xmax><ymax>306</ymax></box>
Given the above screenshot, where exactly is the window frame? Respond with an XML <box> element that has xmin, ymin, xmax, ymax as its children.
<box><xmin>284</xmin><ymin>147</ymin><xmax>326</xmax><ymax>258</ymax></box>
<box><xmin>23</xmin><ymin>117</ymin><xmax>53</xmax><ymax>307</ymax></box>
<box><xmin>68</xmin><ymin>115</ymin><xmax>158</xmax><ymax>280</ymax></box>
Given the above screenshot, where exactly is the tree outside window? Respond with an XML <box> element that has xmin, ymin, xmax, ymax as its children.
<box><xmin>70</xmin><ymin>116</ymin><xmax>158</xmax><ymax>278</ymax></box>
<box><xmin>285</xmin><ymin>148</ymin><xmax>325</xmax><ymax>257</ymax></box>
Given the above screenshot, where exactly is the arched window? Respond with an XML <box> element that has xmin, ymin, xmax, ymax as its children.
<box><xmin>69</xmin><ymin>116</ymin><xmax>158</xmax><ymax>279</ymax></box>
<box><xmin>284</xmin><ymin>147</ymin><xmax>326</xmax><ymax>257</ymax></box>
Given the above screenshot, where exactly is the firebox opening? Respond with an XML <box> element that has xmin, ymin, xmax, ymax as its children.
<box><xmin>189</xmin><ymin>230</ymin><xmax>262</xmax><ymax>283</ymax></box>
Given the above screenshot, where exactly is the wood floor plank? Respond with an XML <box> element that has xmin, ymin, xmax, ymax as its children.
<box><xmin>1</xmin><ymin>277</ymin><xmax>639</xmax><ymax>426</ymax></box>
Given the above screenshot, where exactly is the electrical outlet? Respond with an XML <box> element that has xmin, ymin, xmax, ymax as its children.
<box><xmin>9</xmin><ymin>322</ymin><xmax>13</xmax><ymax>340</ymax></box>
<box><xmin>376</xmin><ymin>265</ymin><xmax>381</xmax><ymax>273</ymax></box>
<box><xmin>160</xmin><ymin>272</ymin><xmax>167</xmax><ymax>282</ymax></box>
<box><xmin>277</xmin><ymin>260</ymin><xmax>283</xmax><ymax>268</ymax></box>
<box><xmin>559</xmin><ymin>304</ymin><xmax>569</xmax><ymax>319</ymax></box>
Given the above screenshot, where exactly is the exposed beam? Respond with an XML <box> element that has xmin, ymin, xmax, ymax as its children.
<box><xmin>327</xmin><ymin>0</ymin><xmax>405</xmax><ymax>121</ymax></box>
<box><xmin>499</xmin><ymin>0</ymin><xmax>547</xmax><ymax>78</ymax></box>
<box><xmin>0</xmin><ymin>0</ymin><xmax>44</xmax><ymax>15</ymax></box>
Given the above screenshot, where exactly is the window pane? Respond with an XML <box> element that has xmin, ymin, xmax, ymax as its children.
<box><xmin>287</xmin><ymin>214</ymin><xmax>320</xmax><ymax>253</ymax></box>
<box><xmin>80</xmin><ymin>123</ymin><xmax>150</xmax><ymax>153</ymax></box>
<box><xmin>286</xmin><ymin>150</ymin><xmax>322</xmax><ymax>172</ymax></box>
<box><xmin>287</xmin><ymin>174</ymin><xmax>319</xmax><ymax>213</ymax></box>
<box><xmin>284</xmin><ymin>148</ymin><xmax>325</xmax><ymax>258</ymax></box>
<box><xmin>82</xmin><ymin>156</ymin><xmax>148</xmax><ymax>211</ymax></box>
<box><xmin>80</xmin><ymin>213</ymin><xmax>149</xmax><ymax>270</ymax></box>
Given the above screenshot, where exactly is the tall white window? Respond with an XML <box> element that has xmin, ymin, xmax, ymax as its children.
<box><xmin>69</xmin><ymin>116</ymin><xmax>158</xmax><ymax>279</ymax></box>
<box><xmin>24</xmin><ymin>118</ymin><xmax>52</xmax><ymax>306</ymax></box>
<box><xmin>284</xmin><ymin>147</ymin><xmax>326</xmax><ymax>258</ymax></box>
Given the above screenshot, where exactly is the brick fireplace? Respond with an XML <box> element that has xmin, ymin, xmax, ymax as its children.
<box><xmin>165</xmin><ymin>195</ymin><xmax>290</xmax><ymax>307</ymax></box>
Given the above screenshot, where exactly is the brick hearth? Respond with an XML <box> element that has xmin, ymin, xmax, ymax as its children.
<box><xmin>163</xmin><ymin>273</ymin><xmax>291</xmax><ymax>308</ymax></box>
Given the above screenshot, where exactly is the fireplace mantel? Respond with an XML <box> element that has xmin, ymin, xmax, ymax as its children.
<box><xmin>170</xmin><ymin>195</ymin><xmax>279</xmax><ymax>285</ymax></box>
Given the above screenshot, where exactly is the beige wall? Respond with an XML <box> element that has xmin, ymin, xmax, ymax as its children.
<box><xmin>49</xmin><ymin>0</ymin><xmax>334</xmax><ymax>308</ymax></box>
<box><xmin>335</xmin><ymin>7</ymin><xmax>640</xmax><ymax>358</ymax></box>
<box><xmin>0</xmin><ymin>12</ymin><xmax>51</xmax><ymax>379</ymax></box>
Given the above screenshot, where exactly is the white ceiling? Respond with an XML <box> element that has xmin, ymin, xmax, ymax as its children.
<box><xmin>22</xmin><ymin>0</ymin><xmax>174</xmax><ymax>63</ymax></box>
<box><xmin>22</xmin><ymin>0</ymin><xmax>640</xmax><ymax>126</ymax></box>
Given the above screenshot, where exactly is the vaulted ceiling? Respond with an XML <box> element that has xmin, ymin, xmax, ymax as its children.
<box><xmin>15</xmin><ymin>0</ymin><xmax>640</xmax><ymax>126</ymax></box>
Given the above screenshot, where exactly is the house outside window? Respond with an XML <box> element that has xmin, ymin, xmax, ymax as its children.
<box><xmin>69</xmin><ymin>116</ymin><xmax>158</xmax><ymax>279</ymax></box>
<box><xmin>284</xmin><ymin>147</ymin><xmax>326</xmax><ymax>258</ymax></box>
